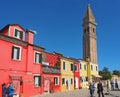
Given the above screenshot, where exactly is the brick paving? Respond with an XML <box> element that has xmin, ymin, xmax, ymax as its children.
<box><xmin>31</xmin><ymin>89</ymin><xmax>120</xmax><ymax>97</ymax></box>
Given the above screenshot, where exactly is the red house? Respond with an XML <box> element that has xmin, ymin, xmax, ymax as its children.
<box><xmin>74</xmin><ymin>61</ymin><xmax>80</xmax><ymax>89</ymax></box>
<box><xmin>0</xmin><ymin>24</ymin><xmax>45</xmax><ymax>97</ymax></box>
<box><xmin>69</xmin><ymin>58</ymin><xmax>81</xmax><ymax>89</ymax></box>
<box><xmin>42</xmin><ymin>52</ymin><xmax>60</xmax><ymax>93</ymax></box>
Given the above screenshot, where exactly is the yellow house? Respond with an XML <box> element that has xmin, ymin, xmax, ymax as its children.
<box><xmin>79</xmin><ymin>60</ymin><xmax>88</xmax><ymax>88</ymax></box>
<box><xmin>60</xmin><ymin>57</ymin><xmax>74</xmax><ymax>92</ymax></box>
<box><xmin>79</xmin><ymin>59</ymin><xmax>99</xmax><ymax>88</ymax></box>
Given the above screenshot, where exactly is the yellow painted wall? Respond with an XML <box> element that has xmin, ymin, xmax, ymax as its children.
<box><xmin>79</xmin><ymin>61</ymin><xmax>88</xmax><ymax>88</ymax></box>
<box><xmin>90</xmin><ymin>63</ymin><xmax>98</xmax><ymax>75</ymax></box>
<box><xmin>79</xmin><ymin>60</ymin><xmax>98</xmax><ymax>88</ymax></box>
<box><xmin>60</xmin><ymin>58</ymin><xmax>74</xmax><ymax>92</ymax></box>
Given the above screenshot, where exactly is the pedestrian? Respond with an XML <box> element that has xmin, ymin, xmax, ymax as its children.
<box><xmin>2</xmin><ymin>83</ymin><xmax>8</xmax><ymax>97</ymax></box>
<box><xmin>97</xmin><ymin>80</ymin><xmax>104</xmax><ymax>97</ymax></box>
<box><xmin>110</xmin><ymin>80</ymin><xmax>114</xmax><ymax>90</ymax></box>
<box><xmin>115</xmin><ymin>79</ymin><xmax>118</xmax><ymax>89</ymax></box>
<box><xmin>7</xmin><ymin>82</ymin><xmax>14</xmax><ymax>97</ymax></box>
<box><xmin>89</xmin><ymin>81</ymin><xmax>95</xmax><ymax>97</ymax></box>
<box><xmin>106</xmin><ymin>80</ymin><xmax>110</xmax><ymax>94</ymax></box>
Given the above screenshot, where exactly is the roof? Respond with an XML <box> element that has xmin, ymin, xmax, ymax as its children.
<box><xmin>0</xmin><ymin>24</ymin><xmax>25</xmax><ymax>32</ymax></box>
<box><xmin>0</xmin><ymin>33</ymin><xmax>45</xmax><ymax>50</ymax></box>
<box><xmin>42</xmin><ymin>65</ymin><xmax>60</xmax><ymax>74</ymax></box>
<box><xmin>83</xmin><ymin>4</ymin><xmax>96</xmax><ymax>23</ymax></box>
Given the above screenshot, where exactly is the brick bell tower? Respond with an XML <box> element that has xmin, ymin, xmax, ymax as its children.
<box><xmin>82</xmin><ymin>4</ymin><xmax>97</xmax><ymax>64</ymax></box>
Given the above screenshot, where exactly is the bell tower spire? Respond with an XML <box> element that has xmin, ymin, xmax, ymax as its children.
<box><xmin>82</xmin><ymin>4</ymin><xmax>97</xmax><ymax>64</ymax></box>
<box><xmin>83</xmin><ymin>4</ymin><xmax>96</xmax><ymax>23</ymax></box>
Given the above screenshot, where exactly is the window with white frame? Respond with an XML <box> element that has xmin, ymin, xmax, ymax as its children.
<box><xmin>62</xmin><ymin>78</ymin><xmax>65</xmax><ymax>85</ymax></box>
<box><xmin>62</xmin><ymin>61</ymin><xmax>66</xmax><ymax>70</ymax></box>
<box><xmin>84</xmin><ymin>64</ymin><xmax>86</xmax><ymax>70</ymax></box>
<box><xmin>74</xmin><ymin>65</ymin><xmax>77</xmax><ymax>71</ymax></box>
<box><xmin>80</xmin><ymin>63</ymin><xmax>82</xmax><ymax>70</ymax></box>
<box><xmin>34</xmin><ymin>52</ymin><xmax>42</xmax><ymax>64</ymax></box>
<box><xmin>54</xmin><ymin>76</ymin><xmax>59</xmax><ymax>85</ymax></box>
<box><xmin>12</xmin><ymin>46</ymin><xmax>21</xmax><ymax>60</ymax></box>
<box><xmin>71</xmin><ymin>78</ymin><xmax>73</xmax><ymax>84</ymax></box>
<box><xmin>14</xmin><ymin>29</ymin><xmax>23</xmax><ymax>39</ymax></box>
<box><xmin>96</xmin><ymin>66</ymin><xmax>98</xmax><ymax>71</ymax></box>
<box><xmin>91</xmin><ymin>65</ymin><xmax>93</xmax><ymax>71</ymax></box>
<box><xmin>70</xmin><ymin>64</ymin><xmax>74</xmax><ymax>71</ymax></box>
<box><xmin>34</xmin><ymin>75</ymin><xmax>41</xmax><ymax>87</ymax></box>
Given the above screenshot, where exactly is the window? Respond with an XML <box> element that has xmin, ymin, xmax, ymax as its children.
<box><xmin>91</xmin><ymin>65</ymin><xmax>93</xmax><ymax>71</ymax></box>
<box><xmin>63</xmin><ymin>61</ymin><xmax>66</xmax><ymax>70</ymax></box>
<box><xmin>62</xmin><ymin>78</ymin><xmax>65</xmax><ymax>85</ymax></box>
<box><xmin>54</xmin><ymin>77</ymin><xmax>59</xmax><ymax>85</ymax></box>
<box><xmin>12</xmin><ymin>46</ymin><xmax>21</xmax><ymax>60</ymax></box>
<box><xmin>35</xmin><ymin>52</ymin><xmax>42</xmax><ymax>64</ymax></box>
<box><xmin>87</xmin><ymin>28</ymin><xmax>89</xmax><ymax>32</ymax></box>
<box><xmin>71</xmin><ymin>78</ymin><xmax>73</xmax><ymax>84</ymax></box>
<box><xmin>80</xmin><ymin>77</ymin><xmax>83</xmax><ymax>82</ymax></box>
<box><xmin>14</xmin><ymin>29</ymin><xmax>23</xmax><ymax>39</ymax></box>
<box><xmin>93</xmin><ymin>28</ymin><xmax>95</xmax><ymax>33</ymax></box>
<box><xmin>96</xmin><ymin>66</ymin><xmax>98</xmax><ymax>71</ymax></box>
<box><xmin>84</xmin><ymin>64</ymin><xmax>86</xmax><ymax>70</ymax></box>
<box><xmin>80</xmin><ymin>63</ymin><xmax>82</xmax><ymax>70</ymax></box>
<box><xmin>85</xmin><ymin>77</ymin><xmax>88</xmax><ymax>81</ymax></box>
<box><xmin>84</xmin><ymin>29</ymin><xmax>86</xmax><ymax>33</ymax></box>
<box><xmin>74</xmin><ymin>65</ymin><xmax>77</xmax><ymax>71</ymax></box>
<box><xmin>70</xmin><ymin>64</ymin><xmax>74</xmax><ymax>71</ymax></box>
<box><xmin>34</xmin><ymin>75</ymin><xmax>41</xmax><ymax>87</ymax></box>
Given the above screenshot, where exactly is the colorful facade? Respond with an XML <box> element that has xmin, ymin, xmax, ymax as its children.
<box><xmin>0</xmin><ymin>24</ymin><xmax>45</xmax><ymax>97</ymax></box>
<box><xmin>79</xmin><ymin>59</ymin><xmax>99</xmax><ymax>88</ymax></box>
<box><xmin>0</xmin><ymin>4</ymin><xmax>100</xmax><ymax>97</ymax></box>
<box><xmin>42</xmin><ymin>52</ymin><xmax>60</xmax><ymax>93</ymax></box>
<box><xmin>42</xmin><ymin>66</ymin><xmax>60</xmax><ymax>93</ymax></box>
<box><xmin>73</xmin><ymin>60</ymin><xmax>80</xmax><ymax>89</ymax></box>
<box><xmin>60</xmin><ymin>57</ymin><xmax>75</xmax><ymax>92</ymax></box>
<box><xmin>79</xmin><ymin>60</ymin><xmax>88</xmax><ymax>88</ymax></box>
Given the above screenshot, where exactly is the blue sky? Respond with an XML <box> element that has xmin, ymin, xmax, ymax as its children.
<box><xmin>0</xmin><ymin>0</ymin><xmax>120</xmax><ymax>71</ymax></box>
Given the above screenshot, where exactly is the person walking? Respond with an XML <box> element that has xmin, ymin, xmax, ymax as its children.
<box><xmin>89</xmin><ymin>82</ymin><xmax>95</xmax><ymax>97</ymax></box>
<box><xmin>115</xmin><ymin>79</ymin><xmax>118</xmax><ymax>89</ymax></box>
<box><xmin>97</xmin><ymin>80</ymin><xmax>104</xmax><ymax>97</ymax></box>
<box><xmin>7</xmin><ymin>82</ymin><xmax>14</xmax><ymax>97</ymax></box>
<box><xmin>106</xmin><ymin>80</ymin><xmax>110</xmax><ymax>94</ymax></box>
<box><xmin>110</xmin><ymin>80</ymin><xmax>114</xmax><ymax>90</ymax></box>
<box><xmin>2</xmin><ymin>83</ymin><xmax>7</xmax><ymax>97</ymax></box>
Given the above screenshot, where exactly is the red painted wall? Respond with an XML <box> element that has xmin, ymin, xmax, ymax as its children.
<box><xmin>43</xmin><ymin>73</ymin><xmax>60</xmax><ymax>93</ymax></box>
<box><xmin>0</xmin><ymin>25</ymin><xmax>44</xmax><ymax>97</ymax></box>
<box><xmin>46</xmin><ymin>52</ymin><xmax>59</xmax><ymax>66</ymax></box>
<box><xmin>74</xmin><ymin>62</ymin><xmax>81</xmax><ymax>89</ymax></box>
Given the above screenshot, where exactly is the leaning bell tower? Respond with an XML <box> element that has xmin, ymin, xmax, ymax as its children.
<box><xmin>82</xmin><ymin>4</ymin><xmax>97</xmax><ymax>64</ymax></box>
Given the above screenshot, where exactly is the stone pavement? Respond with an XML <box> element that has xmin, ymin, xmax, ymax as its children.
<box><xmin>32</xmin><ymin>89</ymin><xmax>120</xmax><ymax>97</ymax></box>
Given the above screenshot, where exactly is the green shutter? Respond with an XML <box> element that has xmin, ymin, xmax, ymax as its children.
<box><xmin>17</xmin><ymin>47</ymin><xmax>20</xmax><ymax>59</ymax></box>
<box><xmin>20</xmin><ymin>31</ymin><xmax>23</xmax><ymax>39</ymax></box>
<box><xmin>54</xmin><ymin>77</ymin><xmax>55</xmax><ymax>84</ymax></box>
<box><xmin>15</xmin><ymin>29</ymin><xmax>17</xmax><ymax>37</ymax></box>
<box><xmin>11</xmin><ymin>46</ymin><xmax>14</xmax><ymax>59</ymax></box>
<box><xmin>39</xmin><ymin>54</ymin><xmax>42</xmax><ymax>63</ymax></box>
<box><xmin>39</xmin><ymin>76</ymin><xmax>41</xmax><ymax>86</ymax></box>
<box><xmin>35</xmin><ymin>52</ymin><xmax>37</xmax><ymax>63</ymax></box>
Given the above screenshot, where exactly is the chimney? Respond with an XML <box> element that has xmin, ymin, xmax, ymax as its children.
<box><xmin>26</xmin><ymin>29</ymin><xmax>35</xmax><ymax>44</ymax></box>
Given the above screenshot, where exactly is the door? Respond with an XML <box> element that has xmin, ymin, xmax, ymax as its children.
<box><xmin>44</xmin><ymin>79</ymin><xmax>50</xmax><ymax>93</ymax></box>
<box><xmin>75</xmin><ymin>77</ymin><xmax>78</xmax><ymax>89</ymax></box>
<box><xmin>12</xmin><ymin>80</ymin><xmax>20</xmax><ymax>95</ymax></box>
<box><xmin>10</xmin><ymin>76</ymin><xmax>22</xmax><ymax>96</ymax></box>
